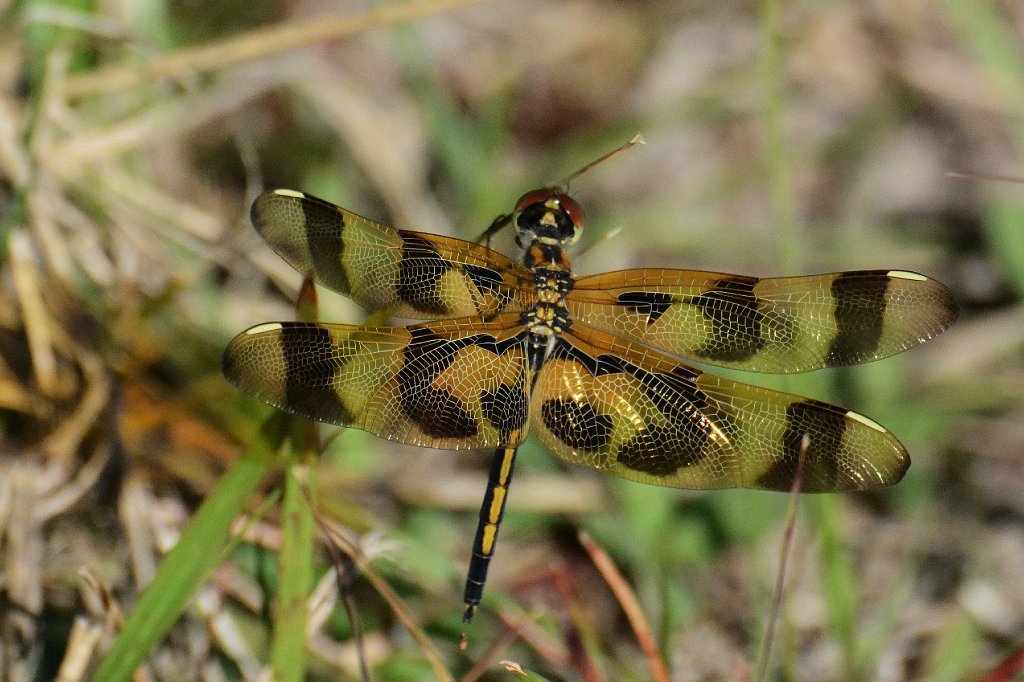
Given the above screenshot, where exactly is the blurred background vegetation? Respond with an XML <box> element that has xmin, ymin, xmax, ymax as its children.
<box><xmin>1</xmin><ymin>0</ymin><xmax>1022</xmax><ymax>680</ymax></box>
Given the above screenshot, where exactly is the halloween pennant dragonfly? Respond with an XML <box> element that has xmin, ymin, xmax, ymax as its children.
<box><xmin>223</xmin><ymin>181</ymin><xmax>958</xmax><ymax>622</ymax></box>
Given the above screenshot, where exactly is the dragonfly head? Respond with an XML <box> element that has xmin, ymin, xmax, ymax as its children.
<box><xmin>513</xmin><ymin>188</ymin><xmax>584</xmax><ymax>247</ymax></box>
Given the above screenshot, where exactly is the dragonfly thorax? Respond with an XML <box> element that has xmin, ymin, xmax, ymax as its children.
<box><xmin>522</xmin><ymin>240</ymin><xmax>575</xmax><ymax>338</ymax></box>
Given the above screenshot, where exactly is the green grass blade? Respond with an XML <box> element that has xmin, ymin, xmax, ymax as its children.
<box><xmin>758</xmin><ymin>0</ymin><xmax>800</xmax><ymax>273</ymax></box>
<box><xmin>813</xmin><ymin>495</ymin><xmax>860</xmax><ymax>680</ymax></box>
<box><xmin>93</xmin><ymin>412</ymin><xmax>289</xmax><ymax>682</ymax></box>
<box><xmin>269</xmin><ymin>445</ymin><xmax>318</xmax><ymax>680</ymax></box>
<box><xmin>923</xmin><ymin>612</ymin><xmax>982</xmax><ymax>682</ymax></box>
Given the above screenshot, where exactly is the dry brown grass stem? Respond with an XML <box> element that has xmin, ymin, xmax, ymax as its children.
<box><xmin>577</xmin><ymin>531</ymin><xmax>671</xmax><ymax>682</ymax></box>
<box><xmin>9</xmin><ymin>231</ymin><xmax>60</xmax><ymax>397</ymax></box>
<box><xmin>61</xmin><ymin>0</ymin><xmax>494</xmax><ymax>99</ymax></box>
<box><xmin>53</xmin><ymin>64</ymin><xmax>294</xmax><ymax>172</ymax></box>
<box><xmin>53</xmin><ymin>616</ymin><xmax>103</xmax><ymax>682</ymax></box>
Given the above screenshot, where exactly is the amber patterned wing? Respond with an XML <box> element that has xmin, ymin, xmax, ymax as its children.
<box><xmin>250</xmin><ymin>190</ymin><xmax>534</xmax><ymax>319</ymax></box>
<box><xmin>529</xmin><ymin>321</ymin><xmax>909</xmax><ymax>492</ymax></box>
<box><xmin>568</xmin><ymin>269</ymin><xmax>958</xmax><ymax>373</ymax></box>
<box><xmin>222</xmin><ymin>314</ymin><xmax>531</xmax><ymax>450</ymax></box>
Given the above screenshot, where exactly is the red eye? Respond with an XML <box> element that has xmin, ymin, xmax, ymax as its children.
<box><xmin>557</xmin><ymin>194</ymin><xmax>585</xmax><ymax>230</ymax></box>
<box><xmin>514</xmin><ymin>188</ymin><xmax>557</xmax><ymax>214</ymax></box>
<box><xmin>513</xmin><ymin>189</ymin><xmax>585</xmax><ymax>228</ymax></box>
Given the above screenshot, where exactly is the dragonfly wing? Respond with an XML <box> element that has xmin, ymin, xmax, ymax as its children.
<box><xmin>569</xmin><ymin>269</ymin><xmax>958</xmax><ymax>373</ymax></box>
<box><xmin>251</xmin><ymin>189</ymin><xmax>533</xmax><ymax>319</ymax></box>
<box><xmin>529</xmin><ymin>322</ymin><xmax>909</xmax><ymax>492</ymax></box>
<box><xmin>223</xmin><ymin>315</ymin><xmax>531</xmax><ymax>450</ymax></box>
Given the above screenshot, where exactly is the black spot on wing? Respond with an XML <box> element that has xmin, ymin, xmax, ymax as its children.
<box><xmin>616</xmin><ymin>291</ymin><xmax>675</xmax><ymax>324</ymax></box>
<box><xmin>494</xmin><ymin>331</ymin><xmax>529</xmax><ymax>356</ymax></box>
<box><xmin>826</xmin><ymin>272</ymin><xmax>889</xmax><ymax>366</ymax></box>
<box><xmin>548</xmin><ymin>340</ymin><xmax>628</xmax><ymax>377</ymax></box>
<box><xmin>616</xmin><ymin>422</ymin><xmax>708</xmax><ymax>476</ymax></box>
<box><xmin>690</xmin><ymin>277</ymin><xmax>765</xmax><ymax>362</ymax></box>
<box><xmin>301</xmin><ymin>195</ymin><xmax>350</xmax><ymax>294</ymax></box>
<box><xmin>758</xmin><ymin>399</ymin><xmax>845</xmax><ymax>491</ymax></box>
<box><xmin>612</xmin><ymin>361</ymin><xmax>716</xmax><ymax>476</ymax></box>
<box><xmin>547</xmin><ymin>338</ymin><xmax>584</xmax><ymax>366</ymax></box>
<box><xmin>397</xmin><ymin>235</ymin><xmax>454</xmax><ymax>315</ymax></box>
<box><xmin>547</xmin><ymin>337</ymin><xmax>728</xmax><ymax>475</ymax></box>
<box><xmin>397</xmin><ymin>327</ymin><xmax>479</xmax><ymax>439</ymax></box>
<box><xmin>464</xmin><ymin>264</ymin><xmax>511</xmax><ymax>309</ymax></box>
<box><xmin>541</xmin><ymin>399</ymin><xmax>613</xmax><ymax>452</ymax></box>
<box><xmin>586</xmin><ymin>350</ymin><xmax>717</xmax><ymax>436</ymax></box>
<box><xmin>669</xmin><ymin>365</ymin><xmax>701</xmax><ymax>382</ymax></box>
<box><xmin>481</xmin><ymin>383</ymin><xmax>528</xmax><ymax>441</ymax></box>
<box><xmin>280</xmin><ymin>324</ymin><xmax>355</xmax><ymax>423</ymax></box>
<box><xmin>641</xmin><ymin>365</ymin><xmax>707</xmax><ymax>419</ymax></box>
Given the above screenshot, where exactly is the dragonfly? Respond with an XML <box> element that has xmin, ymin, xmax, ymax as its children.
<box><xmin>223</xmin><ymin>156</ymin><xmax>958</xmax><ymax>623</ymax></box>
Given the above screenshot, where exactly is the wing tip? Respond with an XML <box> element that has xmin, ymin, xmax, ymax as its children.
<box><xmin>250</xmin><ymin>188</ymin><xmax>312</xmax><ymax>225</ymax></box>
<box><xmin>271</xmin><ymin>188</ymin><xmax>306</xmax><ymax>199</ymax></box>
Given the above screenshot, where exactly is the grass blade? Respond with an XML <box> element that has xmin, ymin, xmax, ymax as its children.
<box><xmin>93</xmin><ymin>411</ymin><xmax>288</xmax><ymax>682</ymax></box>
<box><xmin>269</xmin><ymin>455</ymin><xmax>317</xmax><ymax>681</ymax></box>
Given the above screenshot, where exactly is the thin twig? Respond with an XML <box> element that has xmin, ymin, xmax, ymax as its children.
<box><xmin>947</xmin><ymin>171</ymin><xmax>1024</xmax><ymax>184</ymax></box>
<box><xmin>323</xmin><ymin>538</ymin><xmax>371</xmax><ymax>682</ymax></box>
<box><xmin>314</xmin><ymin>512</ymin><xmax>454</xmax><ymax>682</ymax></box>
<box><xmin>754</xmin><ymin>433</ymin><xmax>809</xmax><ymax>682</ymax></box>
